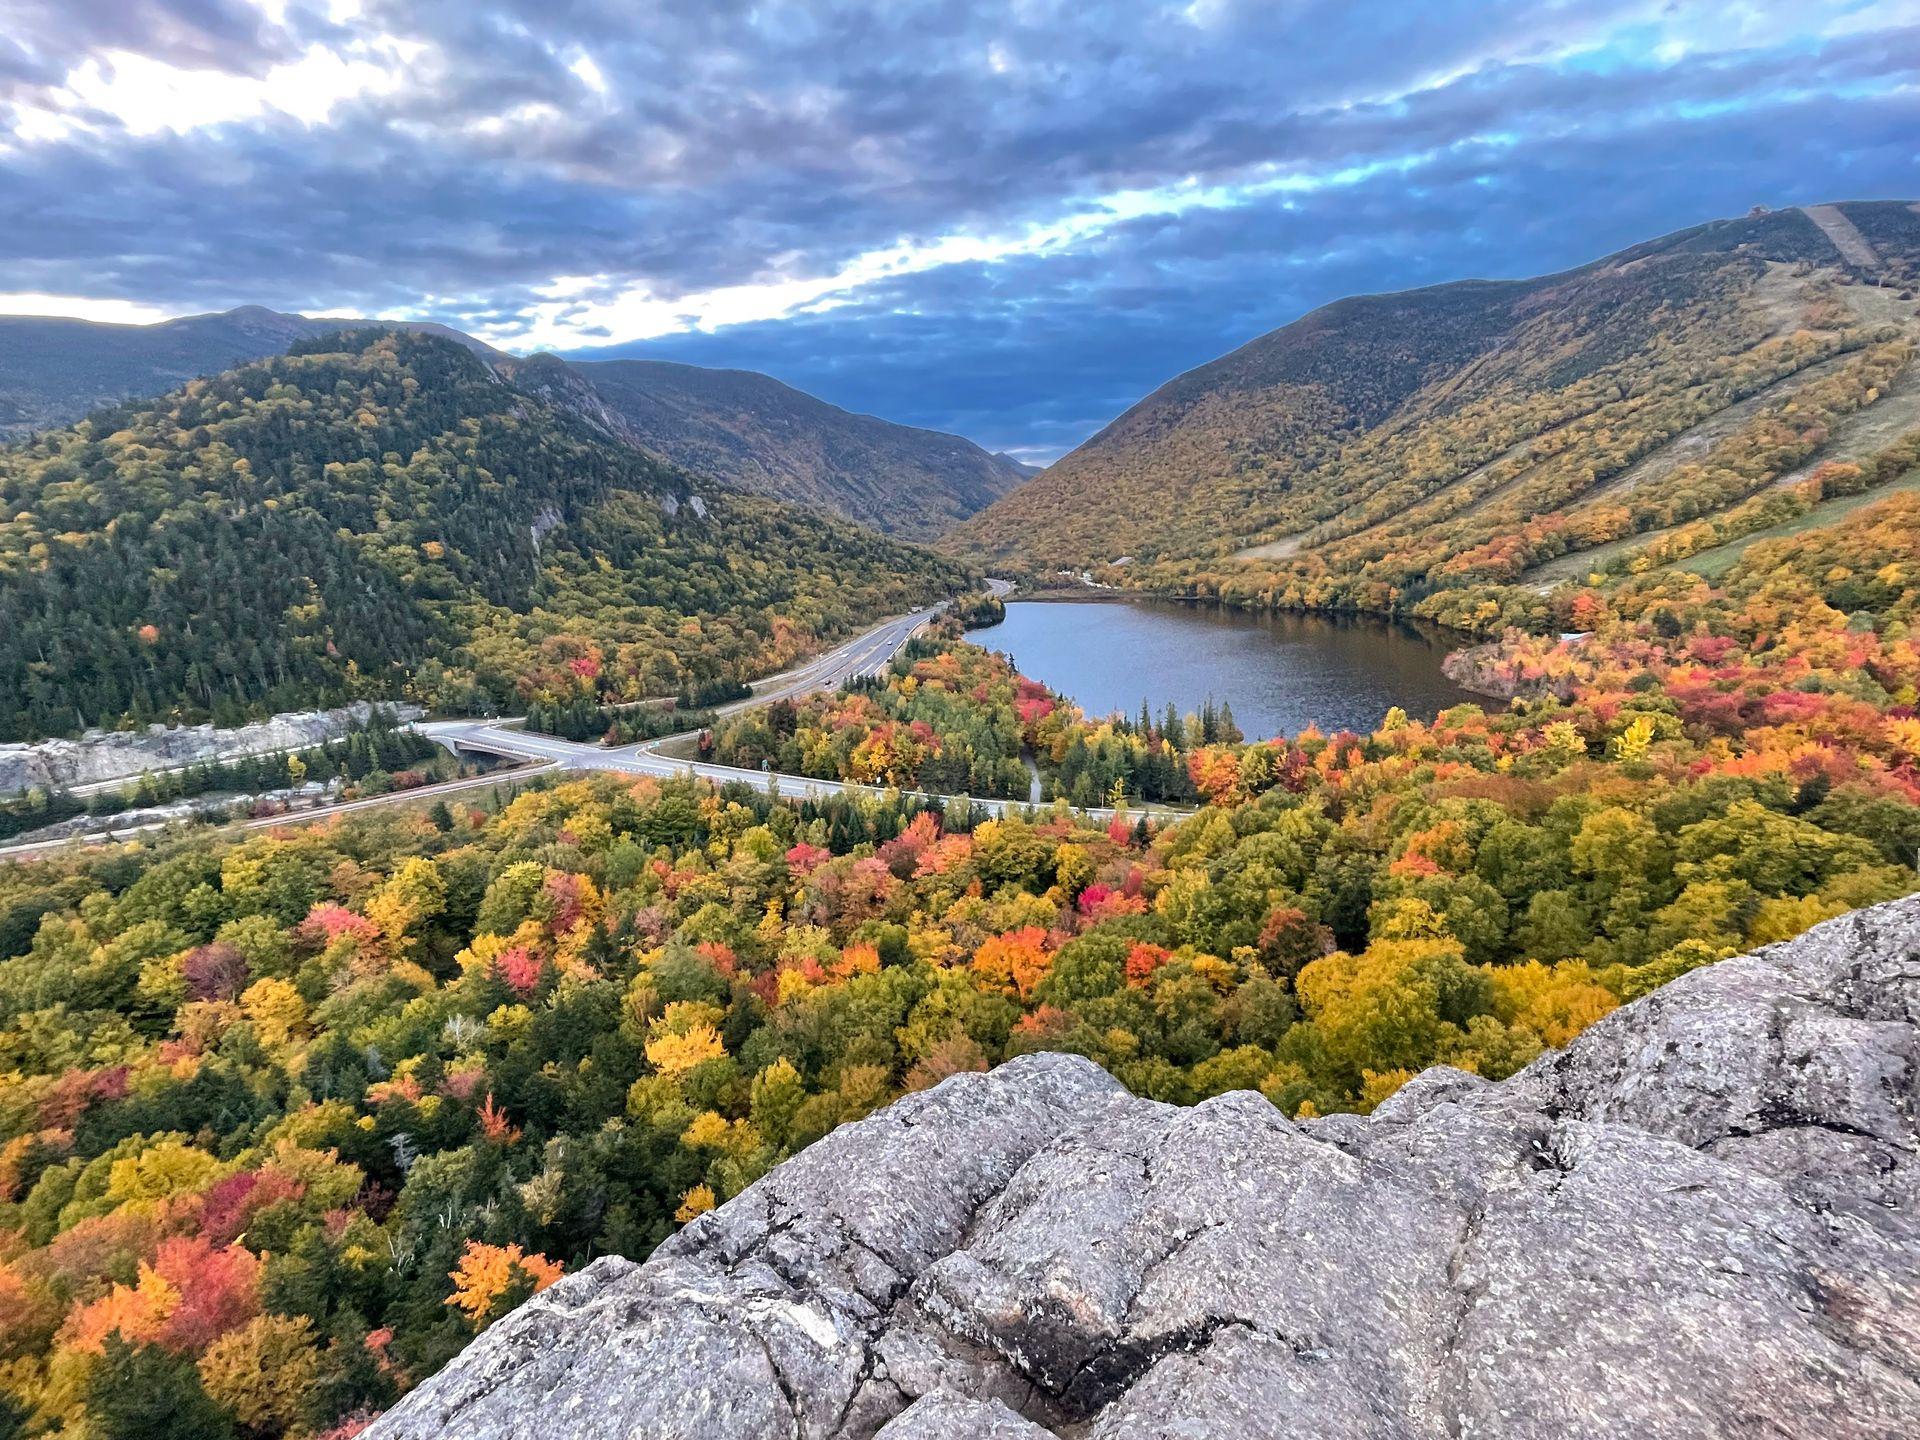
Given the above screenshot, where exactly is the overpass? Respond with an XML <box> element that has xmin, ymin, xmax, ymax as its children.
<box><xmin>414</xmin><ymin>580</ymin><xmax>1117</xmax><ymax>821</ymax></box>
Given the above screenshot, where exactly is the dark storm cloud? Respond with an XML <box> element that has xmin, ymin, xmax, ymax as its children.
<box><xmin>2</xmin><ymin>1</ymin><xmax>1916</xmax><ymax>454</ymax></box>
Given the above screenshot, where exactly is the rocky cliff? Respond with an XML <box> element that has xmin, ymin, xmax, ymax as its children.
<box><xmin>0</xmin><ymin>702</ymin><xmax>422</xmax><ymax>795</ymax></box>
<box><xmin>369</xmin><ymin>898</ymin><xmax>1920</xmax><ymax>1439</ymax></box>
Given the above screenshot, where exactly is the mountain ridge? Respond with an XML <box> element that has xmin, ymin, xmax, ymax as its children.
<box><xmin>509</xmin><ymin>352</ymin><xmax>1030</xmax><ymax>540</ymax></box>
<box><xmin>947</xmin><ymin>200</ymin><xmax>1920</xmax><ymax>586</ymax></box>
<box><xmin>0</xmin><ymin>305</ymin><xmax>502</xmax><ymax>436</ymax></box>
<box><xmin>0</xmin><ymin>306</ymin><xmax>1026</xmax><ymax>538</ymax></box>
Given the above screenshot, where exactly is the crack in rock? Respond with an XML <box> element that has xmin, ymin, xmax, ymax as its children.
<box><xmin>368</xmin><ymin>899</ymin><xmax>1920</xmax><ymax>1440</ymax></box>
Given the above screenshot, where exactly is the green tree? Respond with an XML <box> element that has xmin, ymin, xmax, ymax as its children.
<box><xmin>86</xmin><ymin>1336</ymin><xmax>235</xmax><ymax>1440</ymax></box>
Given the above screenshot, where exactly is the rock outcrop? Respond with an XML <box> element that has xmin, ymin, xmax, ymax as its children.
<box><xmin>369</xmin><ymin>898</ymin><xmax>1920</xmax><ymax>1439</ymax></box>
<box><xmin>0</xmin><ymin>702</ymin><xmax>421</xmax><ymax>795</ymax></box>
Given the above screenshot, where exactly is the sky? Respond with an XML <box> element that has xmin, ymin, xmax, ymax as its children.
<box><xmin>2</xmin><ymin>2</ymin><xmax>1917</xmax><ymax>463</ymax></box>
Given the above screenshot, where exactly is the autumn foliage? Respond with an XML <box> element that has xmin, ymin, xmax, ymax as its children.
<box><xmin>2</xmin><ymin>466</ymin><xmax>1919</xmax><ymax>1434</ymax></box>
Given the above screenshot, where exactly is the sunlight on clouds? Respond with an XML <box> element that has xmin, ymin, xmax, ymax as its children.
<box><xmin>466</xmin><ymin>102</ymin><xmax>565</xmax><ymax>138</ymax></box>
<box><xmin>487</xmin><ymin>153</ymin><xmax>1435</xmax><ymax>351</ymax></box>
<box><xmin>8</xmin><ymin>39</ymin><xmax>418</xmax><ymax>143</ymax></box>
<box><xmin>570</xmin><ymin>54</ymin><xmax>610</xmax><ymax>94</ymax></box>
<box><xmin>0</xmin><ymin>293</ymin><xmax>181</xmax><ymax>324</ymax></box>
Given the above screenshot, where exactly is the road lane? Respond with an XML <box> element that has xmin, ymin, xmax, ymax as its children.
<box><xmin>0</xmin><ymin>581</ymin><xmax>1107</xmax><ymax>864</ymax></box>
<box><xmin>415</xmin><ymin>579</ymin><xmax>1118</xmax><ymax>820</ymax></box>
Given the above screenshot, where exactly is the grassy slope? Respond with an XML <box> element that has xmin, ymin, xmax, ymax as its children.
<box><xmin>1671</xmin><ymin>468</ymin><xmax>1920</xmax><ymax>580</ymax></box>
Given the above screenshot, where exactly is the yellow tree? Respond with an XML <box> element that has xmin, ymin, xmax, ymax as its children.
<box><xmin>446</xmin><ymin>1242</ymin><xmax>564</xmax><ymax>1329</ymax></box>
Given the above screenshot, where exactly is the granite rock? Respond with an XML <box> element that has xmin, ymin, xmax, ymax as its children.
<box><xmin>368</xmin><ymin>897</ymin><xmax>1920</xmax><ymax>1439</ymax></box>
<box><xmin>0</xmin><ymin>701</ymin><xmax>421</xmax><ymax>795</ymax></box>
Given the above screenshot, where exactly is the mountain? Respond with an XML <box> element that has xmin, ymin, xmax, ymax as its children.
<box><xmin>948</xmin><ymin>201</ymin><xmax>1920</xmax><ymax>615</ymax></box>
<box><xmin>0</xmin><ymin>304</ymin><xmax>501</xmax><ymax>436</ymax></box>
<box><xmin>0</xmin><ymin>329</ymin><xmax>969</xmax><ymax>740</ymax></box>
<box><xmin>368</xmin><ymin>896</ymin><xmax>1920</xmax><ymax>1440</ymax></box>
<box><xmin>515</xmin><ymin>354</ymin><xmax>1030</xmax><ymax>540</ymax></box>
<box><xmin>0</xmin><ymin>307</ymin><xmax>1027</xmax><ymax>539</ymax></box>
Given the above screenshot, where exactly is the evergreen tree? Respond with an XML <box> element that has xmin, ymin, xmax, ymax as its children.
<box><xmin>86</xmin><ymin>1337</ymin><xmax>235</xmax><ymax>1440</ymax></box>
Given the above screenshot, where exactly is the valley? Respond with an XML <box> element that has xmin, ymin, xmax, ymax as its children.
<box><xmin>9</xmin><ymin>2</ymin><xmax>1920</xmax><ymax>1433</ymax></box>
<box><xmin>3</xmin><ymin>199</ymin><xmax>1919</xmax><ymax>1440</ymax></box>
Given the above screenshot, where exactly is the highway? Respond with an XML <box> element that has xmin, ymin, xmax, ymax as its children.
<box><xmin>0</xmin><ymin>581</ymin><xmax>1122</xmax><ymax>862</ymax></box>
<box><xmin>411</xmin><ymin>579</ymin><xmax>1109</xmax><ymax>821</ymax></box>
<box><xmin>409</xmin><ymin>723</ymin><xmax>1104</xmax><ymax>822</ymax></box>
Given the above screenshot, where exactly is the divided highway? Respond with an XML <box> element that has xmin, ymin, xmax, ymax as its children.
<box><xmin>0</xmin><ymin>581</ymin><xmax>1118</xmax><ymax>862</ymax></box>
<box><xmin>413</xmin><ymin>580</ymin><xmax>1108</xmax><ymax>821</ymax></box>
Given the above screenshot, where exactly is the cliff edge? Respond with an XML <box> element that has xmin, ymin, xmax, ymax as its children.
<box><xmin>370</xmin><ymin>897</ymin><xmax>1920</xmax><ymax>1439</ymax></box>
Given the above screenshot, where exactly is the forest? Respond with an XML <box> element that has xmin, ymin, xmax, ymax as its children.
<box><xmin>3</xmin><ymin>204</ymin><xmax>1920</xmax><ymax>1440</ymax></box>
<box><xmin>707</xmin><ymin>634</ymin><xmax>1244</xmax><ymax>807</ymax></box>
<box><xmin>2</xmin><ymin>468</ymin><xmax>1917</xmax><ymax>1435</ymax></box>
<box><xmin>0</xmin><ymin>332</ymin><xmax>971</xmax><ymax>743</ymax></box>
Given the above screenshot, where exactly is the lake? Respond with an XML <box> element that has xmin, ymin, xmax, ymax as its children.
<box><xmin>964</xmin><ymin>599</ymin><xmax>1474</xmax><ymax>741</ymax></box>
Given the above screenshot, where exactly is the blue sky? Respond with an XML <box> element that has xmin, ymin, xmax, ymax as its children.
<box><xmin>3</xmin><ymin>2</ymin><xmax>1917</xmax><ymax>461</ymax></box>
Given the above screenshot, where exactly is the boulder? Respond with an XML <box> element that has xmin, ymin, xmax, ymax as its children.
<box><xmin>368</xmin><ymin>897</ymin><xmax>1920</xmax><ymax>1439</ymax></box>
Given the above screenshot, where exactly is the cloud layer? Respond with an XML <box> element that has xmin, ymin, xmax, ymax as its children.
<box><xmin>4</xmin><ymin>0</ymin><xmax>1917</xmax><ymax>457</ymax></box>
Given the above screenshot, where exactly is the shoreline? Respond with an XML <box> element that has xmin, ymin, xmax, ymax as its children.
<box><xmin>991</xmin><ymin>587</ymin><xmax>1473</xmax><ymax>652</ymax></box>
<box><xmin>963</xmin><ymin>590</ymin><xmax>1480</xmax><ymax>738</ymax></box>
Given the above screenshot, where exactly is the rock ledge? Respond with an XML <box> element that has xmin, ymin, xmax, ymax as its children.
<box><xmin>370</xmin><ymin>898</ymin><xmax>1920</xmax><ymax>1439</ymax></box>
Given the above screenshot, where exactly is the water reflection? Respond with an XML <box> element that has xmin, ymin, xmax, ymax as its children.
<box><xmin>964</xmin><ymin>599</ymin><xmax>1475</xmax><ymax>742</ymax></box>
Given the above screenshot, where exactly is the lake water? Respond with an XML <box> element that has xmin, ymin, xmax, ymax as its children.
<box><xmin>964</xmin><ymin>599</ymin><xmax>1474</xmax><ymax>741</ymax></box>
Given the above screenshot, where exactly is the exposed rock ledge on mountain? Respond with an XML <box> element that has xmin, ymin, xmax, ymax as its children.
<box><xmin>0</xmin><ymin>702</ymin><xmax>422</xmax><ymax>795</ymax></box>
<box><xmin>370</xmin><ymin>898</ymin><xmax>1920</xmax><ymax>1440</ymax></box>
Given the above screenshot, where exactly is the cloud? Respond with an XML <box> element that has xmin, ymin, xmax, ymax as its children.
<box><xmin>0</xmin><ymin>0</ymin><xmax>1916</xmax><ymax>453</ymax></box>
<box><xmin>0</xmin><ymin>291</ymin><xmax>178</xmax><ymax>324</ymax></box>
<box><xmin>574</xmin><ymin>81</ymin><xmax>1920</xmax><ymax>457</ymax></box>
<box><xmin>0</xmin><ymin>0</ymin><xmax>290</xmax><ymax>91</ymax></box>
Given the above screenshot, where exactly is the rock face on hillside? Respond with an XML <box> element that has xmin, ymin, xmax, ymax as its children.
<box><xmin>0</xmin><ymin>702</ymin><xmax>421</xmax><ymax>795</ymax></box>
<box><xmin>369</xmin><ymin>899</ymin><xmax>1920</xmax><ymax>1439</ymax></box>
<box><xmin>519</xmin><ymin>353</ymin><xmax>1030</xmax><ymax>541</ymax></box>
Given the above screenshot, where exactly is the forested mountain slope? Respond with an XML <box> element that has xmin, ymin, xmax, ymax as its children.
<box><xmin>0</xmin><ymin>309</ymin><xmax>1026</xmax><ymax>540</ymax></box>
<box><xmin>0</xmin><ymin>307</ymin><xmax>500</xmax><ymax>438</ymax></box>
<box><xmin>949</xmin><ymin>201</ymin><xmax>1920</xmax><ymax>621</ymax></box>
<box><xmin>0</xmin><ymin>331</ymin><xmax>969</xmax><ymax>741</ymax></box>
<box><xmin>522</xmin><ymin>355</ymin><xmax>1029</xmax><ymax>540</ymax></box>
